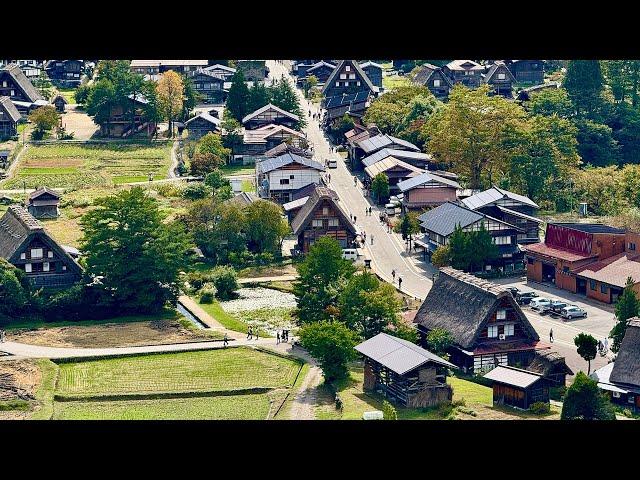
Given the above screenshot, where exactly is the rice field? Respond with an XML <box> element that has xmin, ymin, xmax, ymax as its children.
<box><xmin>52</xmin><ymin>394</ymin><xmax>271</xmax><ymax>420</ymax></box>
<box><xmin>4</xmin><ymin>142</ymin><xmax>172</xmax><ymax>189</ymax></box>
<box><xmin>55</xmin><ymin>348</ymin><xmax>301</xmax><ymax>398</ymax></box>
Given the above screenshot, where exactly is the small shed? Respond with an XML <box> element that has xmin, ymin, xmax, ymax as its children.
<box><xmin>51</xmin><ymin>94</ymin><xmax>68</xmax><ymax>113</ymax></box>
<box><xmin>526</xmin><ymin>351</ymin><xmax>573</xmax><ymax>386</ymax></box>
<box><xmin>27</xmin><ymin>187</ymin><xmax>61</xmax><ymax>219</ymax></box>
<box><xmin>0</xmin><ymin>150</ymin><xmax>10</xmax><ymax>168</ymax></box>
<box><xmin>484</xmin><ymin>365</ymin><xmax>550</xmax><ymax>410</ymax></box>
<box><xmin>354</xmin><ymin>332</ymin><xmax>456</xmax><ymax>408</ymax></box>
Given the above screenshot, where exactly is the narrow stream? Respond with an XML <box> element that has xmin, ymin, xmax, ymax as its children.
<box><xmin>176</xmin><ymin>302</ymin><xmax>208</xmax><ymax>330</ymax></box>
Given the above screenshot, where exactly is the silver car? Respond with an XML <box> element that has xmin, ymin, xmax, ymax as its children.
<box><xmin>561</xmin><ymin>305</ymin><xmax>588</xmax><ymax>319</ymax></box>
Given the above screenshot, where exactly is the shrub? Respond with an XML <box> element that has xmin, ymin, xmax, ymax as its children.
<box><xmin>256</xmin><ymin>252</ymin><xmax>274</xmax><ymax>266</ymax></box>
<box><xmin>185</xmin><ymin>271</ymin><xmax>210</xmax><ymax>291</ymax></box>
<box><xmin>529</xmin><ymin>401</ymin><xmax>551</xmax><ymax>415</ymax></box>
<box><xmin>210</xmin><ymin>265</ymin><xmax>238</xmax><ymax>300</ymax></box>
<box><xmin>155</xmin><ymin>183</ymin><xmax>183</xmax><ymax>198</ymax></box>
<box><xmin>199</xmin><ymin>283</ymin><xmax>217</xmax><ymax>304</ymax></box>
<box><xmin>182</xmin><ymin>183</ymin><xmax>209</xmax><ymax>200</ymax></box>
<box><xmin>382</xmin><ymin>400</ymin><xmax>398</xmax><ymax>420</ymax></box>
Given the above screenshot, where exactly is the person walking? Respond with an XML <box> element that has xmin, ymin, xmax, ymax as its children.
<box><xmin>223</xmin><ymin>333</ymin><xmax>229</xmax><ymax>348</ymax></box>
<box><xmin>255</xmin><ymin>329</ymin><xmax>259</xmax><ymax>341</ymax></box>
<box><xmin>247</xmin><ymin>327</ymin><xmax>253</xmax><ymax>340</ymax></box>
<box><xmin>277</xmin><ymin>332</ymin><xmax>280</xmax><ymax>344</ymax></box>
<box><xmin>371</xmin><ymin>234</ymin><xmax>374</xmax><ymax>245</ymax></box>
<box><xmin>392</xmin><ymin>269</ymin><xmax>396</xmax><ymax>282</ymax></box>
<box><xmin>353</xmin><ymin>215</ymin><xmax>357</xmax><ymax>224</ymax></box>
<box><xmin>354</xmin><ymin>176</ymin><xmax>358</xmax><ymax>186</ymax></box>
<box><xmin>549</xmin><ymin>328</ymin><xmax>554</xmax><ymax>343</ymax></box>
<box><xmin>398</xmin><ymin>277</ymin><xmax>403</xmax><ymax>290</ymax></box>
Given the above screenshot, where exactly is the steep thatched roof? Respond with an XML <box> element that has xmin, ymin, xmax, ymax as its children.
<box><xmin>0</xmin><ymin>64</ymin><xmax>44</xmax><ymax>102</ymax></box>
<box><xmin>290</xmin><ymin>186</ymin><xmax>355</xmax><ymax>236</ymax></box>
<box><xmin>610</xmin><ymin>318</ymin><xmax>640</xmax><ymax>387</ymax></box>
<box><xmin>527</xmin><ymin>351</ymin><xmax>574</xmax><ymax>377</ymax></box>
<box><xmin>413</xmin><ymin>267</ymin><xmax>539</xmax><ymax>350</ymax></box>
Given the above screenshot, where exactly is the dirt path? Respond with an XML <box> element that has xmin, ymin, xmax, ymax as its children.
<box><xmin>287</xmin><ymin>364</ymin><xmax>323</xmax><ymax>420</ymax></box>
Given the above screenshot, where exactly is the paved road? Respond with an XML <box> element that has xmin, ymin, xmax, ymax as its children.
<box><xmin>267</xmin><ymin>60</ymin><xmax>433</xmax><ymax>300</ymax></box>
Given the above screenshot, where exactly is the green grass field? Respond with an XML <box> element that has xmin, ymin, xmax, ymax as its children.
<box><xmin>4</xmin><ymin>142</ymin><xmax>172</xmax><ymax>189</ymax></box>
<box><xmin>55</xmin><ymin>348</ymin><xmax>300</xmax><ymax>398</ymax></box>
<box><xmin>382</xmin><ymin>74</ymin><xmax>411</xmax><ymax>91</ymax></box>
<box><xmin>52</xmin><ymin>394</ymin><xmax>271</xmax><ymax>420</ymax></box>
<box><xmin>194</xmin><ymin>297</ymin><xmax>270</xmax><ymax>336</ymax></box>
<box><xmin>221</xmin><ymin>164</ymin><xmax>255</xmax><ymax>176</ymax></box>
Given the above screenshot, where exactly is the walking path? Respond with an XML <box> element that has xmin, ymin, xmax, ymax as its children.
<box><xmin>238</xmin><ymin>274</ymin><xmax>298</xmax><ymax>284</ymax></box>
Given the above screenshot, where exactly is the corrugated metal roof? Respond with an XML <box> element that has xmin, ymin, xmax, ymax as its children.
<box><xmin>185</xmin><ymin>111</ymin><xmax>221</xmax><ymax>127</ymax></box>
<box><xmin>364</xmin><ymin>157</ymin><xmax>423</xmax><ymax>179</ymax></box>
<box><xmin>483</xmin><ymin>365</ymin><xmax>543</xmax><ymax>388</ymax></box>
<box><xmin>495</xmin><ymin>206</ymin><xmax>543</xmax><ymax>223</ymax></box>
<box><xmin>361</xmin><ymin>148</ymin><xmax>431</xmax><ymax>167</ymax></box>
<box><xmin>397</xmin><ymin>172</ymin><xmax>461</xmax><ymax>191</ymax></box>
<box><xmin>354</xmin><ymin>333</ymin><xmax>456</xmax><ymax>375</ymax></box>
<box><xmin>242</xmin><ymin>103</ymin><xmax>299</xmax><ymax>124</ymax></box>
<box><xmin>462</xmin><ymin>187</ymin><xmax>538</xmax><ymax>210</ymax></box>
<box><xmin>256</xmin><ymin>152</ymin><xmax>325</xmax><ymax>174</ymax></box>
<box><xmin>574</xmin><ymin>253</ymin><xmax>640</xmax><ymax>288</ymax></box>
<box><xmin>357</xmin><ymin>134</ymin><xmax>420</xmax><ymax>155</ymax></box>
<box><xmin>418</xmin><ymin>202</ymin><xmax>484</xmax><ymax>237</ymax></box>
<box><xmin>282</xmin><ymin>196</ymin><xmax>309</xmax><ymax>211</ymax></box>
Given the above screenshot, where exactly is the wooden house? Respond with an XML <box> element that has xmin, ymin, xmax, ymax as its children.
<box><xmin>345</xmin><ymin>125</ymin><xmax>380</xmax><ymax>165</ymax></box>
<box><xmin>527</xmin><ymin>351</ymin><xmax>573</xmax><ymax>386</ymax></box>
<box><xmin>290</xmin><ymin>186</ymin><xmax>356</xmax><ymax>252</ymax></box>
<box><xmin>417</xmin><ymin>202</ymin><xmax>526</xmax><ymax>271</ymax></box>
<box><xmin>185</xmin><ymin>111</ymin><xmax>221</xmax><ymax>140</ymax></box>
<box><xmin>302</xmin><ymin>61</ymin><xmax>336</xmax><ymax>85</ymax></box>
<box><xmin>412</xmin><ymin>63</ymin><xmax>453</xmax><ymax>99</ymax></box>
<box><xmin>364</xmin><ymin>156</ymin><xmax>423</xmax><ymax>193</ymax></box>
<box><xmin>0</xmin><ymin>205</ymin><xmax>83</xmax><ymax>288</ymax></box>
<box><xmin>44</xmin><ymin>60</ymin><xmax>84</xmax><ymax>86</ymax></box>
<box><xmin>322</xmin><ymin>60</ymin><xmax>376</xmax><ymax>99</ymax></box>
<box><xmin>362</xmin><ymin>148</ymin><xmax>434</xmax><ymax>171</ymax></box>
<box><xmin>281</xmin><ymin>183</ymin><xmax>320</xmax><ymax>222</ymax></box>
<box><xmin>0</xmin><ymin>96</ymin><xmax>20</xmax><ymax>139</ymax></box>
<box><xmin>190</xmin><ymin>69</ymin><xmax>226</xmax><ymax>104</ymax></box>
<box><xmin>483</xmin><ymin>61</ymin><xmax>516</xmax><ymax>97</ymax></box>
<box><xmin>413</xmin><ymin>268</ymin><xmax>545</xmax><ymax>374</ymax></box>
<box><xmin>242</xmin><ymin>103</ymin><xmax>300</xmax><ymax>130</ymax></box>
<box><xmin>51</xmin><ymin>94</ymin><xmax>68</xmax><ymax>113</ymax></box>
<box><xmin>505</xmin><ymin>60</ymin><xmax>545</xmax><ymax>85</ymax></box>
<box><xmin>102</xmin><ymin>93</ymin><xmax>156</xmax><ymax>138</ymax></box>
<box><xmin>355</xmin><ymin>333</ymin><xmax>456</xmax><ymax>408</ymax></box>
<box><xmin>350</xmin><ymin>133</ymin><xmax>421</xmax><ymax>170</ymax></box>
<box><xmin>443</xmin><ymin>60</ymin><xmax>484</xmax><ymax>88</ymax></box>
<box><xmin>255</xmin><ymin>152</ymin><xmax>325</xmax><ymax>204</ymax></box>
<box><xmin>28</xmin><ymin>187</ymin><xmax>60</xmax><ymax>219</ymax></box>
<box><xmin>591</xmin><ymin>317</ymin><xmax>640</xmax><ymax>411</ymax></box>
<box><xmin>397</xmin><ymin>172</ymin><xmax>461</xmax><ymax>211</ymax></box>
<box><xmin>523</xmin><ymin>223</ymin><xmax>627</xmax><ymax>301</ymax></box>
<box><xmin>359</xmin><ymin>61</ymin><xmax>383</xmax><ymax>89</ymax></box>
<box><xmin>14</xmin><ymin>61</ymin><xmax>42</xmax><ymax>81</ymax></box>
<box><xmin>203</xmin><ymin>64</ymin><xmax>236</xmax><ymax>82</ymax></box>
<box><xmin>130</xmin><ymin>60</ymin><xmax>208</xmax><ymax>77</ymax></box>
<box><xmin>462</xmin><ymin>186</ymin><xmax>542</xmax><ymax>244</ymax></box>
<box><xmin>484</xmin><ymin>365</ymin><xmax>550</xmax><ymax>410</ymax></box>
<box><xmin>235</xmin><ymin>124</ymin><xmax>308</xmax><ymax>164</ymax></box>
<box><xmin>237</xmin><ymin>60</ymin><xmax>267</xmax><ymax>83</ymax></box>
<box><xmin>0</xmin><ymin>63</ymin><xmax>44</xmax><ymax>105</ymax></box>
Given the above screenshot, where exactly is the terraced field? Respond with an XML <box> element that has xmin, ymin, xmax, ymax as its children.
<box><xmin>52</xmin><ymin>394</ymin><xmax>271</xmax><ymax>420</ymax></box>
<box><xmin>3</xmin><ymin>142</ymin><xmax>172</xmax><ymax>189</ymax></box>
<box><xmin>55</xmin><ymin>348</ymin><xmax>300</xmax><ymax>398</ymax></box>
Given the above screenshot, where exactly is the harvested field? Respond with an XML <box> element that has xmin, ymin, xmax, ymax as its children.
<box><xmin>0</xmin><ymin>359</ymin><xmax>41</xmax><ymax>420</ymax></box>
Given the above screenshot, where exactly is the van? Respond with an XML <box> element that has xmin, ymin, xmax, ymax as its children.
<box><xmin>342</xmin><ymin>248</ymin><xmax>358</xmax><ymax>261</ymax></box>
<box><xmin>385</xmin><ymin>203</ymin><xmax>397</xmax><ymax>215</ymax></box>
<box><xmin>326</xmin><ymin>159</ymin><xmax>337</xmax><ymax>169</ymax></box>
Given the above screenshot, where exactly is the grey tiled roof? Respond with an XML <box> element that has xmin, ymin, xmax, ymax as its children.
<box><xmin>397</xmin><ymin>172</ymin><xmax>461</xmax><ymax>191</ymax></box>
<box><xmin>355</xmin><ymin>332</ymin><xmax>456</xmax><ymax>375</ymax></box>
<box><xmin>361</xmin><ymin>148</ymin><xmax>431</xmax><ymax>167</ymax></box>
<box><xmin>357</xmin><ymin>134</ymin><xmax>420</xmax><ymax>155</ymax></box>
<box><xmin>461</xmin><ymin>186</ymin><xmax>539</xmax><ymax>210</ymax></box>
<box><xmin>242</xmin><ymin>103</ymin><xmax>299</xmax><ymax>124</ymax></box>
<box><xmin>0</xmin><ymin>64</ymin><xmax>44</xmax><ymax>102</ymax></box>
<box><xmin>484</xmin><ymin>365</ymin><xmax>544</xmax><ymax>388</ymax></box>
<box><xmin>418</xmin><ymin>202</ymin><xmax>483</xmax><ymax>237</ymax></box>
<box><xmin>185</xmin><ymin>111</ymin><xmax>221</xmax><ymax>127</ymax></box>
<box><xmin>0</xmin><ymin>96</ymin><xmax>21</xmax><ymax>123</ymax></box>
<box><xmin>256</xmin><ymin>152</ymin><xmax>325</xmax><ymax>175</ymax></box>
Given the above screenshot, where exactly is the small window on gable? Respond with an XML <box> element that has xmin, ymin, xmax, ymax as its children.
<box><xmin>345</xmin><ymin>65</ymin><xmax>351</xmax><ymax>72</ymax></box>
<box><xmin>322</xmin><ymin>207</ymin><xmax>329</xmax><ymax>216</ymax></box>
<box><xmin>498</xmin><ymin>73</ymin><xmax>506</xmax><ymax>80</ymax></box>
<box><xmin>20</xmin><ymin>253</ymin><xmax>26</xmax><ymax>260</ymax></box>
<box><xmin>504</xmin><ymin>324</ymin><xmax>514</xmax><ymax>336</ymax></box>
<box><xmin>25</xmin><ymin>263</ymin><xmax>32</xmax><ymax>273</ymax></box>
<box><xmin>336</xmin><ymin>81</ymin><xmax>340</xmax><ymax>87</ymax></box>
<box><xmin>496</xmin><ymin>309</ymin><xmax>506</xmax><ymax>320</ymax></box>
<box><xmin>48</xmin><ymin>251</ymin><xmax>53</xmax><ymax>258</ymax></box>
<box><xmin>433</xmin><ymin>79</ymin><xmax>441</xmax><ymax>87</ymax></box>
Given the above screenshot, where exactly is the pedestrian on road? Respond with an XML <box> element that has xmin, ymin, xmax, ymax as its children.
<box><xmin>223</xmin><ymin>333</ymin><xmax>229</xmax><ymax>348</ymax></box>
<box><xmin>277</xmin><ymin>332</ymin><xmax>280</xmax><ymax>344</ymax></box>
<box><xmin>392</xmin><ymin>269</ymin><xmax>396</xmax><ymax>282</ymax></box>
<box><xmin>366</xmin><ymin>207</ymin><xmax>369</xmax><ymax>217</ymax></box>
<box><xmin>604</xmin><ymin>337</ymin><xmax>609</xmax><ymax>350</ymax></box>
<box><xmin>369</xmin><ymin>206</ymin><xmax>372</xmax><ymax>216</ymax></box>
<box><xmin>371</xmin><ymin>234</ymin><xmax>374</xmax><ymax>245</ymax></box>
<box><xmin>549</xmin><ymin>328</ymin><xmax>554</xmax><ymax>343</ymax></box>
<box><xmin>247</xmin><ymin>327</ymin><xmax>253</xmax><ymax>340</ymax></box>
<box><xmin>354</xmin><ymin>176</ymin><xmax>358</xmax><ymax>186</ymax></box>
<box><xmin>328</xmin><ymin>173</ymin><xmax>331</xmax><ymax>183</ymax></box>
<box><xmin>398</xmin><ymin>277</ymin><xmax>403</xmax><ymax>289</ymax></box>
<box><xmin>255</xmin><ymin>329</ymin><xmax>259</xmax><ymax>341</ymax></box>
<box><xmin>353</xmin><ymin>215</ymin><xmax>357</xmax><ymax>224</ymax></box>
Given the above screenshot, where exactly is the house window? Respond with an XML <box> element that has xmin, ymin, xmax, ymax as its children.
<box><xmin>590</xmin><ymin>280</ymin><xmax>597</xmax><ymax>290</ymax></box>
<box><xmin>487</xmin><ymin>325</ymin><xmax>498</xmax><ymax>338</ymax></box>
<box><xmin>613</xmin><ymin>391</ymin><xmax>621</xmax><ymax>398</ymax></box>
<box><xmin>20</xmin><ymin>253</ymin><xmax>26</xmax><ymax>260</ymax></box>
<box><xmin>493</xmin><ymin>236</ymin><xmax>511</xmax><ymax>245</ymax></box>
<box><xmin>25</xmin><ymin>263</ymin><xmax>32</xmax><ymax>273</ymax></box>
<box><xmin>2</xmin><ymin>81</ymin><xmax>6</xmax><ymax>87</ymax></box>
<box><xmin>433</xmin><ymin>79</ymin><xmax>441</xmax><ymax>87</ymax></box>
<box><xmin>322</xmin><ymin>207</ymin><xmax>329</xmax><ymax>215</ymax></box>
<box><xmin>498</xmin><ymin>73</ymin><xmax>506</xmax><ymax>80</ymax></box>
<box><xmin>328</xmin><ymin>218</ymin><xmax>339</xmax><ymax>227</ymax></box>
<box><xmin>279</xmin><ymin>179</ymin><xmax>289</xmax><ymax>185</ymax></box>
<box><xmin>340</xmin><ymin>73</ymin><xmax>347</xmax><ymax>80</ymax></box>
<box><xmin>62</xmin><ymin>265</ymin><xmax>67</xmax><ymax>271</ymax></box>
<box><xmin>43</xmin><ymin>262</ymin><xmax>50</xmax><ymax>272</ymax></box>
<box><xmin>48</xmin><ymin>251</ymin><xmax>53</xmax><ymax>258</ymax></box>
<box><xmin>504</xmin><ymin>324</ymin><xmax>514</xmax><ymax>336</ymax></box>
<box><xmin>628</xmin><ymin>395</ymin><xmax>635</xmax><ymax>404</ymax></box>
<box><xmin>629</xmin><ymin>242</ymin><xmax>636</xmax><ymax>251</ymax></box>
<box><xmin>349</xmin><ymin>73</ymin><xmax>355</xmax><ymax>80</ymax></box>
<box><xmin>10</xmin><ymin>90</ymin><xmax>15</xmax><ymax>96</ymax></box>
<box><xmin>601</xmin><ymin>284</ymin><xmax>608</xmax><ymax>294</ymax></box>
<box><xmin>31</xmin><ymin>248</ymin><xmax>43</xmax><ymax>259</ymax></box>
<box><xmin>356</xmin><ymin>81</ymin><xmax>361</xmax><ymax>86</ymax></box>
<box><xmin>496</xmin><ymin>309</ymin><xmax>506</xmax><ymax>320</ymax></box>
<box><xmin>312</xmin><ymin>219</ymin><xmax>323</xmax><ymax>228</ymax></box>
<box><xmin>336</xmin><ymin>81</ymin><xmax>340</xmax><ymax>87</ymax></box>
<box><xmin>289</xmin><ymin>175</ymin><xmax>295</xmax><ymax>179</ymax></box>
<box><xmin>345</xmin><ymin>65</ymin><xmax>351</xmax><ymax>72</ymax></box>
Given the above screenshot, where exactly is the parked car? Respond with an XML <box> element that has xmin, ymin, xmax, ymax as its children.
<box><xmin>549</xmin><ymin>301</ymin><xmax>569</xmax><ymax>315</ymax></box>
<box><xmin>561</xmin><ymin>305</ymin><xmax>588</xmax><ymax>319</ymax></box>
<box><xmin>385</xmin><ymin>203</ymin><xmax>401</xmax><ymax>215</ymax></box>
<box><xmin>505</xmin><ymin>286</ymin><xmax>520</xmax><ymax>297</ymax></box>
<box><xmin>530</xmin><ymin>297</ymin><xmax>553</xmax><ymax>312</ymax></box>
<box><xmin>342</xmin><ymin>248</ymin><xmax>359</xmax><ymax>261</ymax></box>
<box><xmin>326</xmin><ymin>158</ymin><xmax>337</xmax><ymax>169</ymax></box>
<box><xmin>515</xmin><ymin>291</ymin><xmax>538</xmax><ymax>305</ymax></box>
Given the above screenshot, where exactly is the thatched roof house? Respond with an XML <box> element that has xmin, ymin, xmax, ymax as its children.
<box><xmin>414</xmin><ymin>267</ymin><xmax>544</xmax><ymax>373</ymax></box>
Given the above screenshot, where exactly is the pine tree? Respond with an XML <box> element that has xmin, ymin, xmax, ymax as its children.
<box><xmin>226</xmin><ymin>69</ymin><xmax>250</xmax><ymax>122</ymax></box>
<box><xmin>610</xmin><ymin>276</ymin><xmax>639</xmax><ymax>353</ymax></box>
<box><xmin>269</xmin><ymin>78</ymin><xmax>306</xmax><ymax>129</ymax></box>
<box><xmin>563</xmin><ymin>60</ymin><xmax>604</xmax><ymax>118</ymax></box>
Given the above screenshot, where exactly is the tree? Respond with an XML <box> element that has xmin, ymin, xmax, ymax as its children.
<box><xmin>560</xmin><ymin>371</ymin><xmax>616</xmax><ymax>420</ymax></box>
<box><xmin>525</xmin><ymin>88</ymin><xmax>574</xmax><ymax>119</ymax></box>
<box><xmin>269</xmin><ymin>78</ymin><xmax>306</xmax><ymax>129</ymax></box>
<box><xmin>426</xmin><ymin>328</ymin><xmax>454</xmax><ymax>358</ymax></box>
<box><xmin>603</xmin><ymin>60</ymin><xmax>640</xmax><ymax>107</ymax></box>
<box><xmin>190</xmin><ymin>152</ymin><xmax>224</xmax><ymax>176</ymax></box>
<box><xmin>606</xmin><ymin>103</ymin><xmax>640</xmax><ymax>165</ymax></box>
<box><xmin>0</xmin><ymin>259</ymin><xmax>33</xmax><ymax>320</ymax></box>
<box><xmin>156</xmin><ymin>70</ymin><xmax>184</xmax><ymax>138</ymax></box>
<box><xmin>610</xmin><ymin>277</ymin><xmax>640</xmax><ymax>353</ymax></box>
<box><xmin>424</xmin><ymin>85</ymin><xmax>526</xmax><ymax>189</ymax></box>
<box><xmin>299</xmin><ymin>320</ymin><xmax>359</xmax><ymax>383</ymax></box>
<box><xmin>448</xmin><ymin>225</ymin><xmax>470</xmax><ymax>271</ymax></box>
<box><xmin>331</xmin><ymin>113</ymin><xmax>355</xmax><ymax>138</ymax></box>
<box><xmin>394</xmin><ymin>212</ymin><xmax>421</xmax><ymax>250</ymax></box>
<box><xmin>467</xmin><ymin>224</ymin><xmax>499</xmax><ymax>272</ymax></box>
<box><xmin>304</xmin><ymin>75</ymin><xmax>318</xmax><ymax>97</ymax></box>
<box><xmin>198</xmin><ymin>132</ymin><xmax>231</xmax><ymax>160</ymax></box>
<box><xmin>74</xmin><ymin>84</ymin><xmax>91</xmax><ymax>105</ymax></box>
<box><xmin>225</xmin><ymin>69</ymin><xmax>250</xmax><ymax>122</ymax></box>
<box><xmin>431</xmin><ymin>245</ymin><xmax>451</xmax><ymax>268</ymax></box>
<box><xmin>338</xmin><ymin>271</ymin><xmax>401</xmax><ymax>339</ymax></box>
<box><xmin>382</xmin><ymin>400</ymin><xmax>398</xmax><ymax>420</ymax></box>
<box><xmin>244</xmin><ymin>200</ymin><xmax>290</xmax><ymax>254</ymax></box>
<box><xmin>246</xmin><ymin>81</ymin><xmax>271</xmax><ymax>114</ymax></box>
<box><xmin>575</xmin><ymin>119</ymin><xmax>620</xmax><ymax>167</ymax></box>
<box><xmin>221</xmin><ymin>114</ymin><xmax>243</xmax><ymax>151</ymax></box>
<box><xmin>28</xmin><ymin>105</ymin><xmax>59</xmax><ymax>139</ymax></box>
<box><xmin>573</xmin><ymin>166</ymin><xmax>624</xmax><ymax>216</ymax></box>
<box><xmin>80</xmin><ymin>187</ymin><xmax>193</xmax><ymax>313</ymax></box>
<box><xmin>563</xmin><ymin>60</ymin><xmax>605</xmax><ymax>118</ymax></box>
<box><xmin>209</xmin><ymin>265</ymin><xmax>238</xmax><ymax>300</ymax></box>
<box><xmin>370</xmin><ymin>173</ymin><xmax>390</xmax><ymax>205</ymax></box>
<box><xmin>294</xmin><ymin>236</ymin><xmax>355</xmax><ymax>324</ymax></box>
<box><xmin>574</xmin><ymin>333</ymin><xmax>598</xmax><ymax>374</ymax></box>
<box><xmin>86</xmin><ymin>78</ymin><xmax>115</xmax><ymax>135</ymax></box>
<box><xmin>204</xmin><ymin>170</ymin><xmax>232</xmax><ymax>191</ymax></box>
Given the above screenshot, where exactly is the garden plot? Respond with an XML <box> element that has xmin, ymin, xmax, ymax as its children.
<box><xmin>4</xmin><ymin>142</ymin><xmax>172</xmax><ymax>189</ymax></box>
<box><xmin>218</xmin><ymin>287</ymin><xmax>297</xmax><ymax>335</ymax></box>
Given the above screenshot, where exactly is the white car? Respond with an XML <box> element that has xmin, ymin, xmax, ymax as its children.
<box><xmin>342</xmin><ymin>248</ymin><xmax>359</xmax><ymax>261</ymax></box>
<box><xmin>530</xmin><ymin>297</ymin><xmax>553</xmax><ymax>312</ymax></box>
<box><xmin>326</xmin><ymin>159</ymin><xmax>337</xmax><ymax>169</ymax></box>
<box><xmin>561</xmin><ymin>305</ymin><xmax>588</xmax><ymax>319</ymax></box>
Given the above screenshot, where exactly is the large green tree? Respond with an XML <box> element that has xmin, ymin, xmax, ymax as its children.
<box><xmin>244</xmin><ymin>200</ymin><xmax>290</xmax><ymax>254</ymax></box>
<box><xmin>294</xmin><ymin>236</ymin><xmax>355</xmax><ymax>324</ymax></box>
<box><xmin>563</xmin><ymin>60</ymin><xmax>605</xmax><ymax>117</ymax></box>
<box><xmin>269</xmin><ymin>78</ymin><xmax>306</xmax><ymax>128</ymax></box>
<box><xmin>370</xmin><ymin>173</ymin><xmax>390</xmax><ymax>205</ymax></box>
<box><xmin>394</xmin><ymin>211</ymin><xmax>421</xmax><ymax>250</ymax></box>
<box><xmin>225</xmin><ymin>69</ymin><xmax>250</xmax><ymax>122</ymax></box>
<box><xmin>80</xmin><ymin>187</ymin><xmax>193</xmax><ymax>313</ymax></box>
<box><xmin>0</xmin><ymin>259</ymin><xmax>34</xmax><ymax>320</ymax></box>
<box><xmin>299</xmin><ymin>320</ymin><xmax>359</xmax><ymax>382</ymax></box>
<box><xmin>610</xmin><ymin>276</ymin><xmax>640</xmax><ymax>353</ymax></box>
<box><xmin>560</xmin><ymin>371</ymin><xmax>616</xmax><ymax>420</ymax></box>
<box><xmin>574</xmin><ymin>333</ymin><xmax>598</xmax><ymax>374</ymax></box>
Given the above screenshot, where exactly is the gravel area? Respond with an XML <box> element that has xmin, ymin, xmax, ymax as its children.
<box><xmin>219</xmin><ymin>288</ymin><xmax>297</xmax><ymax>313</ymax></box>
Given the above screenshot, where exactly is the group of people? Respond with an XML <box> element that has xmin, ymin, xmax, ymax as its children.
<box><xmin>246</xmin><ymin>327</ymin><xmax>260</xmax><ymax>341</ymax></box>
<box><xmin>365</xmin><ymin>206</ymin><xmax>373</xmax><ymax>216</ymax></box>
<box><xmin>276</xmin><ymin>330</ymin><xmax>291</xmax><ymax>344</ymax></box>
<box><xmin>391</xmin><ymin>270</ymin><xmax>403</xmax><ymax>289</ymax></box>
